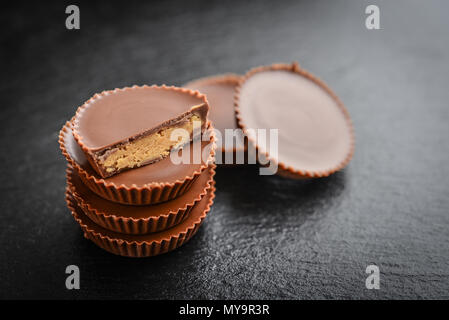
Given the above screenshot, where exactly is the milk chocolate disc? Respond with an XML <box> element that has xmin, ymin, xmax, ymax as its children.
<box><xmin>65</xmin><ymin>185</ymin><xmax>215</xmax><ymax>258</ymax></box>
<box><xmin>184</xmin><ymin>75</ymin><xmax>241</xmax><ymax>140</ymax></box>
<box><xmin>235</xmin><ymin>63</ymin><xmax>354</xmax><ymax>177</ymax></box>
<box><xmin>59</xmin><ymin>120</ymin><xmax>216</xmax><ymax>205</ymax></box>
<box><xmin>184</xmin><ymin>74</ymin><xmax>248</xmax><ymax>165</ymax></box>
<box><xmin>66</xmin><ymin>164</ymin><xmax>215</xmax><ymax>234</ymax></box>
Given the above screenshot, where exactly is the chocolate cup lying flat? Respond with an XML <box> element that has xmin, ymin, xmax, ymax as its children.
<box><xmin>59</xmin><ymin>120</ymin><xmax>216</xmax><ymax>205</ymax></box>
<box><xmin>66</xmin><ymin>164</ymin><xmax>215</xmax><ymax>234</ymax></box>
<box><xmin>184</xmin><ymin>74</ymin><xmax>249</xmax><ymax>166</ymax></box>
<box><xmin>184</xmin><ymin>74</ymin><xmax>246</xmax><ymax>152</ymax></box>
<box><xmin>235</xmin><ymin>62</ymin><xmax>354</xmax><ymax>178</ymax></box>
<box><xmin>66</xmin><ymin>185</ymin><xmax>216</xmax><ymax>258</ymax></box>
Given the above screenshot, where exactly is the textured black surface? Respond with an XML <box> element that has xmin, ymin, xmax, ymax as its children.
<box><xmin>1</xmin><ymin>0</ymin><xmax>449</xmax><ymax>299</ymax></box>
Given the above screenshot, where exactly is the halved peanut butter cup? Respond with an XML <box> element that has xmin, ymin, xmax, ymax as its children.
<box><xmin>72</xmin><ymin>85</ymin><xmax>210</xmax><ymax>178</ymax></box>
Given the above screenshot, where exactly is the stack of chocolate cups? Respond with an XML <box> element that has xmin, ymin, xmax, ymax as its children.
<box><xmin>60</xmin><ymin>62</ymin><xmax>355</xmax><ymax>258</ymax></box>
<box><xmin>59</xmin><ymin>85</ymin><xmax>216</xmax><ymax>257</ymax></box>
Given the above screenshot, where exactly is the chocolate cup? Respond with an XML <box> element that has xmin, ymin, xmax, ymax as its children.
<box><xmin>66</xmin><ymin>164</ymin><xmax>215</xmax><ymax>234</ymax></box>
<box><xmin>235</xmin><ymin>62</ymin><xmax>355</xmax><ymax>178</ymax></box>
<box><xmin>59</xmin><ymin>119</ymin><xmax>216</xmax><ymax>205</ymax></box>
<box><xmin>184</xmin><ymin>74</ymin><xmax>245</xmax><ymax>151</ymax></box>
<box><xmin>65</xmin><ymin>185</ymin><xmax>216</xmax><ymax>258</ymax></box>
<box><xmin>184</xmin><ymin>74</ymin><xmax>249</xmax><ymax>167</ymax></box>
<box><xmin>71</xmin><ymin>85</ymin><xmax>210</xmax><ymax>178</ymax></box>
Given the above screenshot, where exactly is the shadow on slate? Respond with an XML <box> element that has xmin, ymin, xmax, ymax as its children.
<box><xmin>215</xmin><ymin>165</ymin><xmax>347</xmax><ymax>219</ymax></box>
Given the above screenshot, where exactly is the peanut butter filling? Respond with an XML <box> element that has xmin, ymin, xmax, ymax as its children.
<box><xmin>101</xmin><ymin>115</ymin><xmax>201</xmax><ymax>173</ymax></box>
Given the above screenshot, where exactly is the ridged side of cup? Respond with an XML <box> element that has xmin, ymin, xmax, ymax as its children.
<box><xmin>66</xmin><ymin>164</ymin><xmax>216</xmax><ymax>234</ymax></box>
<box><xmin>65</xmin><ymin>186</ymin><xmax>216</xmax><ymax>258</ymax></box>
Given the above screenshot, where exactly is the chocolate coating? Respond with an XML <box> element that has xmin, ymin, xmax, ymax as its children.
<box><xmin>237</xmin><ymin>65</ymin><xmax>353</xmax><ymax>175</ymax></box>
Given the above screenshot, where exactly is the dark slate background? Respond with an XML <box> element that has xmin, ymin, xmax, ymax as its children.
<box><xmin>1</xmin><ymin>0</ymin><xmax>448</xmax><ymax>299</ymax></box>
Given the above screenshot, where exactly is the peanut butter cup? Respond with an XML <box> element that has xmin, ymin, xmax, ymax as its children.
<box><xmin>184</xmin><ymin>74</ymin><xmax>244</xmax><ymax>150</ymax></box>
<box><xmin>66</xmin><ymin>164</ymin><xmax>215</xmax><ymax>234</ymax></box>
<box><xmin>235</xmin><ymin>63</ymin><xmax>354</xmax><ymax>177</ymax></box>
<box><xmin>65</xmin><ymin>185</ymin><xmax>216</xmax><ymax>258</ymax></box>
<box><xmin>72</xmin><ymin>85</ymin><xmax>209</xmax><ymax>178</ymax></box>
<box><xmin>59</xmin><ymin>120</ymin><xmax>216</xmax><ymax>205</ymax></box>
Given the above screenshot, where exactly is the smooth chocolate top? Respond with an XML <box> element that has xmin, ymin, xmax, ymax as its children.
<box><xmin>238</xmin><ymin>69</ymin><xmax>353</xmax><ymax>173</ymax></box>
<box><xmin>67</xmin><ymin>187</ymin><xmax>213</xmax><ymax>242</ymax></box>
<box><xmin>75</xmin><ymin>86</ymin><xmax>207</xmax><ymax>150</ymax></box>
<box><xmin>64</xmin><ymin>124</ymin><xmax>213</xmax><ymax>186</ymax></box>
<box><xmin>185</xmin><ymin>75</ymin><xmax>240</xmax><ymax>133</ymax></box>
<box><xmin>68</xmin><ymin>166</ymin><xmax>213</xmax><ymax>219</ymax></box>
